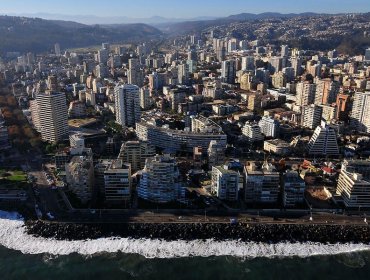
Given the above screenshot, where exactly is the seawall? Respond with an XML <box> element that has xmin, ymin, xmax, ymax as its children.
<box><xmin>25</xmin><ymin>220</ymin><xmax>370</xmax><ymax>244</ymax></box>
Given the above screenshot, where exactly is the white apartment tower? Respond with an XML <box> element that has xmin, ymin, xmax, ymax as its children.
<box><xmin>35</xmin><ymin>92</ymin><xmax>68</xmax><ymax>142</ymax></box>
<box><xmin>301</xmin><ymin>105</ymin><xmax>323</xmax><ymax>129</ymax></box>
<box><xmin>114</xmin><ymin>84</ymin><xmax>141</xmax><ymax>128</ymax></box>
<box><xmin>242</xmin><ymin>122</ymin><xmax>264</xmax><ymax>142</ymax></box>
<box><xmin>212</xmin><ymin>166</ymin><xmax>239</xmax><ymax>201</ymax></box>
<box><xmin>351</xmin><ymin>92</ymin><xmax>370</xmax><ymax>133</ymax></box>
<box><xmin>138</xmin><ymin>155</ymin><xmax>184</xmax><ymax>203</ymax></box>
<box><xmin>259</xmin><ymin>116</ymin><xmax>280</xmax><ymax>138</ymax></box>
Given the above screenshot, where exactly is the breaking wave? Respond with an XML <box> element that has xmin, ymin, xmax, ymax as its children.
<box><xmin>1</xmin><ymin>211</ymin><xmax>369</xmax><ymax>259</ymax></box>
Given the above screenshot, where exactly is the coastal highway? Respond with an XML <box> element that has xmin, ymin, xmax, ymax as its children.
<box><xmin>39</xmin><ymin>208</ymin><xmax>369</xmax><ymax>226</ymax></box>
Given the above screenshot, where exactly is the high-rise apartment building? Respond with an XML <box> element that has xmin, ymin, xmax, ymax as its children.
<box><xmin>118</xmin><ymin>140</ymin><xmax>156</xmax><ymax>173</ymax></box>
<box><xmin>221</xmin><ymin>60</ymin><xmax>236</xmax><ymax>84</ymax></box>
<box><xmin>296</xmin><ymin>82</ymin><xmax>316</xmax><ymax>106</ymax></box>
<box><xmin>208</xmin><ymin>140</ymin><xmax>226</xmax><ymax>169</ymax></box>
<box><xmin>35</xmin><ymin>92</ymin><xmax>68</xmax><ymax>142</ymax></box>
<box><xmin>244</xmin><ymin>162</ymin><xmax>280</xmax><ymax>203</ymax></box>
<box><xmin>103</xmin><ymin>160</ymin><xmax>132</xmax><ymax>205</ymax></box>
<box><xmin>283</xmin><ymin>171</ymin><xmax>306</xmax><ymax>207</ymax></box>
<box><xmin>211</xmin><ymin>165</ymin><xmax>239</xmax><ymax>201</ymax></box>
<box><xmin>65</xmin><ymin>154</ymin><xmax>94</xmax><ymax>203</ymax></box>
<box><xmin>301</xmin><ymin>105</ymin><xmax>323</xmax><ymax>129</ymax></box>
<box><xmin>138</xmin><ymin>155</ymin><xmax>185</xmax><ymax>203</ymax></box>
<box><xmin>178</xmin><ymin>63</ymin><xmax>189</xmax><ymax>85</ymax></box>
<box><xmin>350</xmin><ymin>92</ymin><xmax>370</xmax><ymax>133</ymax></box>
<box><xmin>140</xmin><ymin>87</ymin><xmax>151</xmax><ymax>110</ymax></box>
<box><xmin>242</xmin><ymin>122</ymin><xmax>264</xmax><ymax>142</ymax></box>
<box><xmin>259</xmin><ymin>116</ymin><xmax>280</xmax><ymax>138</ymax></box>
<box><xmin>114</xmin><ymin>84</ymin><xmax>141</xmax><ymax>128</ymax></box>
<box><xmin>314</xmin><ymin>79</ymin><xmax>340</xmax><ymax>105</ymax></box>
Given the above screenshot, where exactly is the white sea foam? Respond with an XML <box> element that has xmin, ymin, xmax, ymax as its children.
<box><xmin>0</xmin><ymin>210</ymin><xmax>369</xmax><ymax>258</ymax></box>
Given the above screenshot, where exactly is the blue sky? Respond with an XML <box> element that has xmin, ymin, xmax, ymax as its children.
<box><xmin>1</xmin><ymin>0</ymin><xmax>369</xmax><ymax>18</ymax></box>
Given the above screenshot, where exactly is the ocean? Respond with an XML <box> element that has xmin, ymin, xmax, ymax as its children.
<box><xmin>1</xmin><ymin>211</ymin><xmax>370</xmax><ymax>280</ymax></box>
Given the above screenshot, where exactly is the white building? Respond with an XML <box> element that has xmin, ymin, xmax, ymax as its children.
<box><xmin>351</xmin><ymin>92</ymin><xmax>370</xmax><ymax>133</ymax></box>
<box><xmin>35</xmin><ymin>91</ymin><xmax>68</xmax><ymax>142</ymax></box>
<box><xmin>136</xmin><ymin>120</ymin><xmax>227</xmax><ymax>154</ymax></box>
<box><xmin>242</xmin><ymin>122</ymin><xmax>264</xmax><ymax>142</ymax></box>
<box><xmin>178</xmin><ymin>63</ymin><xmax>189</xmax><ymax>85</ymax></box>
<box><xmin>336</xmin><ymin>170</ymin><xmax>370</xmax><ymax>208</ymax></box>
<box><xmin>307</xmin><ymin>121</ymin><xmax>339</xmax><ymax>155</ymax></box>
<box><xmin>138</xmin><ymin>155</ymin><xmax>185</xmax><ymax>203</ymax></box>
<box><xmin>212</xmin><ymin>165</ymin><xmax>239</xmax><ymax>201</ymax></box>
<box><xmin>259</xmin><ymin>116</ymin><xmax>280</xmax><ymax>138</ymax></box>
<box><xmin>264</xmin><ymin>139</ymin><xmax>291</xmax><ymax>155</ymax></box>
<box><xmin>301</xmin><ymin>105</ymin><xmax>323</xmax><ymax>129</ymax></box>
<box><xmin>114</xmin><ymin>84</ymin><xmax>141</xmax><ymax>128</ymax></box>
<box><xmin>118</xmin><ymin>140</ymin><xmax>155</xmax><ymax>173</ymax></box>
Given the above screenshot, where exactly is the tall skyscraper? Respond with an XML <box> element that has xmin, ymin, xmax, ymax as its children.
<box><xmin>221</xmin><ymin>60</ymin><xmax>236</xmax><ymax>84</ymax></box>
<box><xmin>351</xmin><ymin>92</ymin><xmax>370</xmax><ymax>133</ymax></box>
<box><xmin>35</xmin><ymin>92</ymin><xmax>69</xmax><ymax>142</ymax></box>
<box><xmin>114</xmin><ymin>84</ymin><xmax>141</xmax><ymax>128</ymax></box>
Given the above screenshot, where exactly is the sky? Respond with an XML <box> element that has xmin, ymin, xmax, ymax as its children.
<box><xmin>0</xmin><ymin>0</ymin><xmax>369</xmax><ymax>18</ymax></box>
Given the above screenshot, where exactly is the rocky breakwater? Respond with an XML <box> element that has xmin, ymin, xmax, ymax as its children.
<box><xmin>24</xmin><ymin>221</ymin><xmax>370</xmax><ymax>244</ymax></box>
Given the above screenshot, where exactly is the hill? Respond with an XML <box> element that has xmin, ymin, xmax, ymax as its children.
<box><xmin>0</xmin><ymin>16</ymin><xmax>162</xmax><ymax>54</ymax></box>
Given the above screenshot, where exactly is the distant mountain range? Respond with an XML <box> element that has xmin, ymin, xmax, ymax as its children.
<box><xmin>0</xmin><ymin>16</ymin><xmax>162</xmax><ymax>54</ymax></box>
<box><xmin>1</xmin><ymin>12</ymin><xmax>326</xmax><ymax>25</ymax></box>
<box><xmin>3</xmin><ymin>13</ymin><xmax>219</xmax><ymax>25</ymax></box>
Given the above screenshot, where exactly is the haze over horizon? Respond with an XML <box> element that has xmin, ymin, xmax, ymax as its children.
<box><xmin>0</xmin><ymin>0</ymin><xmax>369</xmax><ymax>24</ymax></box>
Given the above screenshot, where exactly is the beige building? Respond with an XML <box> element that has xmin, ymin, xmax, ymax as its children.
<box><xmin>118</xmin><ymin>140</ymin><xmax>155</xmax><ymax>173</ymax></box>
<box><xmin>34</xmin><ymin>91</ymin><xmax>68</xmax><ymax>142</ymax></box>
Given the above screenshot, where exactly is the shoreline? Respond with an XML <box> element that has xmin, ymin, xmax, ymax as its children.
<box><xmin>25</xmin><ymin>219</ymin><xmax>370</xmax><ymax>244</ymax></box>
